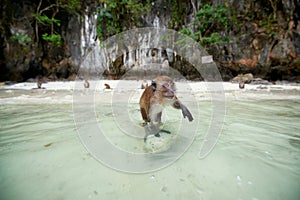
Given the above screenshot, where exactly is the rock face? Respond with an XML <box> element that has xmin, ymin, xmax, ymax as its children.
<box><xmin>0</xmin><ymin>0</ymin><xmax>300</xmax><ymax>82</ymax></box>
<box><xmin>0</xmin><ymin>0</ymin><xmax>82</xmax><ymax>82</ymax></box>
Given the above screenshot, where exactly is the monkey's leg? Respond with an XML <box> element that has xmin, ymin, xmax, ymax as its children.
<box><xmin>154</xmin><ymin>111</ymin><xmax>171</xmax><ymax>135</ymax></box>
<box><xmin>144</xmin><ymin>122</ymin><xmax>161</xmax><ymax>142</ymax></box>
<box><xmin>144</xmin><ymin>105</ymin><xmax>173</xmax><ymax>142</ymax></box>
<box><xmin>153</xmin><ymin>111</ymin><xmax>171</xmax><ymax>135</ymax></box>
<box><xmin>144</xmin><ymin>123</ymin><xmax>173</xmax><ymax>142</ymax></box>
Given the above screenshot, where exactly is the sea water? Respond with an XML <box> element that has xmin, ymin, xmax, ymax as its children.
<box><xmin>0</xmin><ymin>84</ymin><xmax>299</xmax><ymax>200</ymax></box>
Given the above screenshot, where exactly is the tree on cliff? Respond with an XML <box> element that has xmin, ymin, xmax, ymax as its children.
<box><xmin>32</xmin><ymin>0</ymin><xmax>81</xmax><ymax>46</ymax></box>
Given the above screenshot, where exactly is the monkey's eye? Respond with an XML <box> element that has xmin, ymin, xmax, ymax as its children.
<box><xmin>162</xmin><ymin>83</ymin><xmax>169</xmax><ymax>88</ymax></box>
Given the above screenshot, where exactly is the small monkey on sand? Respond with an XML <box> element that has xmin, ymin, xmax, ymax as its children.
<box><xmin>139</xmin><ymin>76</ymin><xmax>193</xmax><ymax>141</ymax></box>
<box><xmin>84</xmin><ymin>80</ymin><xmax>90</xmax><ymax>88</ymax></box>
<box><xmin>104</xmin><ymin>83</ymin><xmax>111</xmax><ymax>89</ymax></box>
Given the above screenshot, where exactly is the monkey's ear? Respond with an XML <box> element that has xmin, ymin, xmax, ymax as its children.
<box><xmin>151</xmin><ymin>80</ymin><xmax>156</xmax><ymax>91</ymax></box>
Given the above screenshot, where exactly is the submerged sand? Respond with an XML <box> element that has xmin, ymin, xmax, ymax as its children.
<box><xmin>0</xmin><ymin>80</ymin><xmax>300</xmax><ymax>200</ymax></box>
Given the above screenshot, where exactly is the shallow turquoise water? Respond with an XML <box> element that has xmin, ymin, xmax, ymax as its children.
<box><xmin>0</xmin><ymin>89</ymin><xmax>299</xmax><ymax>200</ymax></box>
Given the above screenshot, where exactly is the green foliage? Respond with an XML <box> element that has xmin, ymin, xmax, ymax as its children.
<box><xmin>58</xmin><ymin>0</ymin><xmax>81</xmax><ymax>14</ymax></box>
<box><xmin>179</xmin><ymin>28</ymin><xmax>198</xmax><ymax>41</ymax></box>
<box><xmin>258</xmin><ymin>17</ymin><xmax>278</xmax><ymax>37</ymax></box>
<box><xmin>96</xmin><ymin>7</ymin><xmax>114</xmax><ymax>40</ymax></box>
<box><xmin>179</xmin><ymin>27</ymin><xmax>193</xmax><ymax>36</ymax></box>
<box><xmin>179</xmin><ymin>4</ymin><xmax>231</xmax><ymax>47</ymax></box>
<box><xmin>42</xmin><ymin>33</ymin><xmax>62</xmax><ymax>47</ymax></box>
<box><xmin>195</xmin><ymin>4</ymin><xmax>229</xmax><ymax>33</ymax></box>
<box><xmin>32</xmin><ymin>0</ymin><xmax>81</xmax><ymax>47</ymax></box>
<box><xmin>32</xmin><ymin>14</ymin><xmax>61</xmax><ymax>26</ymax></box>
<box><xmin>33</xmin><ymin>13</ymin><xmax>62</xmax><ymax>46</ymax></box>
<box><xmin>202</xmin><ymin>32</ymin><xmax>230</xmax><ymax>45</ymax></box>
<box><xmin>259</xmin><ymin>18</ymin><xmax>277</xmax><ymax>27</ymax></box>
<box><xmin>11</xmin><ymin>33</ymin><xmax>32</xmax><ymax>46</ymax></box>
<box><xmin>169</xmin><ymin>0</ymin><xmax>189</xmax><ymax>29</ymax></box>
<box><xmin>96</xmin><ymin>0</ymin><xmax>149</xmax><ymax>41</ymax></box>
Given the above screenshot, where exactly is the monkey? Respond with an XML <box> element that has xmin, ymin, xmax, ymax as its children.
<box><xmin>36</xmin><ymin>75</ymin><xmax>43</xmax><ymax>89</ymax></box>
<box><xmin>37</xmin><ymin>79</ymin><xmax>42</xmax><ymax>89</ymax></box>
<box><xmin>84</xmin><ymin>80</ymin><xmax>90</xmax><ymax>88</ymax></box>
<box><xmin>239</xmin><ymin>80</ymin><xmax>245</xmax><ymax>89</ymax></box>
<box><xmin>104</xmin><ymin>83</ymin><xmax>111</xmax><ymax>89</ymax></box>
<box><xmin>139</xmin><ymin>76</ymin><xmax>193</xmax><ymax>141</ymax></box>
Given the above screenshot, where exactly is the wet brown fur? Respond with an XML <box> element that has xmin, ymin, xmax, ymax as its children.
<box><xmin>139</xmin><ymin>76</ymin><xmax>181</xmax><ymax>123</ymax></box>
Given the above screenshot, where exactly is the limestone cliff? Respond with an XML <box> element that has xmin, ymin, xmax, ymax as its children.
<box><xmin>0</xmin><ymin>0</ymin><xmax>299</xmax><ymax>82</ymax></box>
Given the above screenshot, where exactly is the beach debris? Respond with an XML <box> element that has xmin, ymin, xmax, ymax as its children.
<box><xmin>44</xmin><ymin>143</ymin><xmax>53</xmax><ymax>147</ymax></box>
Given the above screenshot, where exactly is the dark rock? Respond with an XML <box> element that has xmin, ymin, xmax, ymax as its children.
<box><xmin>57</xmin><ymin>65</ymin><xmax>69</xmax><ymax>79</ymax></box>
<box><xmin>269</xmin><ymin>38</ymin><xmax>296</xmax><ymax>65</ymax></box>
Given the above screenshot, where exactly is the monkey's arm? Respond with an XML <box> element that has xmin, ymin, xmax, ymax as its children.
<box><xmin>173</xmin><ymin>99</ymin><xmax>194</xmax><ymax>122</ymax></box>
<box><xmin>180</xmin><ymin>103</ymin><xmax>193</xmax><ymax>121</ymax></box>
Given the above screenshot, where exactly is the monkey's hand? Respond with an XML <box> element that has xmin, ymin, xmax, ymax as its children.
<box><xmin>180</xmin><ymin>103</ymin><xmax>194</xmax><ymax>122</ymax></box>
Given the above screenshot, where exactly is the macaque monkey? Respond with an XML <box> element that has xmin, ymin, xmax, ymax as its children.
<box><xmin>104</xmin><ymin>83</ymin><xmax>111</xmax><ymax>89</ymax></box>
<box><xmin>37</xmin><ymin>79</ymin><xmax>42</xmax><ymax>89</ymax></box>
<box><xmin>84</xmin><ymin>80</ymin><xmax>90</xmax><ymax>88</ymax></box>
<box><xmin>36</xmin><ymin>75</ymin><xmax>43</xmax><ymax>89</ymax></box>
<box><xmin>139</xmin><ymin>76</ymin><xmax>193</xmax><ymax>141</ymax></box>
<box><xmin>239</xmin><ymin>80</ymin><xmax>245</xmax><ymax>89</ymax></box>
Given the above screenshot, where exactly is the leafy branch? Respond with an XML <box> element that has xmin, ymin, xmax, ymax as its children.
<box><xmin>32</xmin><ymin>0</ymin><xmax>81</xmax><ymax>46</ymax></box>
<box><xmin>32</xmin><ymin>13</ymin><xmax>61</xmax><ymax>26</ymax></box>
<box><xmin>42</xmin><ymin>33</ymin><xmax>62</xmax><ymax>47</ymax></box>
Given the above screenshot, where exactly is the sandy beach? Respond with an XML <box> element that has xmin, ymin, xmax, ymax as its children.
<box><xmin>1</xmin><ymin>80</ymin><xmax>300</xmax><ymax>103</ymax></box>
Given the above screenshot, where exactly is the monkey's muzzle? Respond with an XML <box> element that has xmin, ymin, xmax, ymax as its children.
<box><xmin>163</xmin><ymin>85</ymin><xmax>175</xmax><ymax>99</ymax></box>
<box><xmin>164</xmin><ymin>91</ymin><xmax>175</xmax><ymax>99</ymax></box>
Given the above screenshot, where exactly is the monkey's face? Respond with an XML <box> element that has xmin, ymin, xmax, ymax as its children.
<box><xmin>157</xmin><ymin>81</ymin><xmax>175</xmax><ymax>99</ymax></box>
<box><xmin>239</xmin><ymin>80</ymin><xmax>245</xmax><ymax>89</ymax></box>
